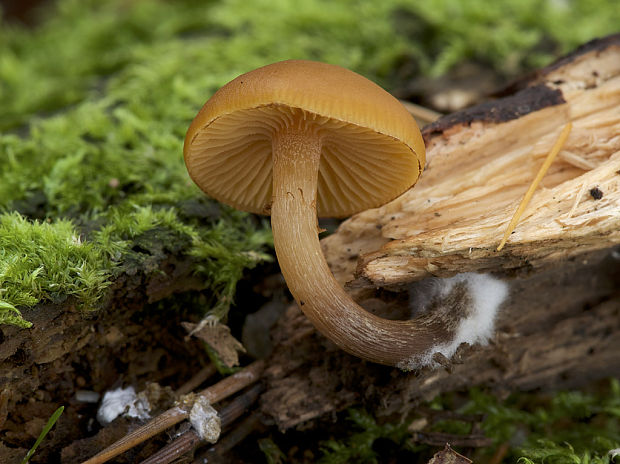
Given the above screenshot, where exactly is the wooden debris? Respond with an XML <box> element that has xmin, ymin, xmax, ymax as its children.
<box><xmin>412</xmin><ymin>430</ymin><xmax>492</xmax><ymax>447</ymax></box>
<box><xmin>409</xmin><ymin>409</ymin><xmax>492</xmax><ymax>448</ymax></box>
<box><xmin>82</xmin><ymin>360</ymin><xmax>264</xmax><ymax>464</ymax></box>
<box><xmin>182</xmin><ymin>321</ymin><xmax>246</xmax><ymax>368</ymax></box>
<box><xmin>175</xmin><ymin>365</ymin><xmax>217</xmax><ymax>396</ymax></box>
<box><xmin>261</xmin><ymin>34</ymin><xmax>620</xmax><ymax>431</ymax></box>
<box><xmin>198</xmin><ymin>413</ymin><xmax>264</xmax><ymax>463</ymax></box>
<box><xmin>139</xmin><ymin>384</ymin><xmax>262</xmax><ymax>464</ymax></box>
<box><xmin>263</xmin><ymin>248</ymin><xmax>620</xmax><ymax>429</ymax></box>
<box><xmin>322</xmin><ymin>34</ymin><xmax>620</xmax><ymax>289</ymax></box>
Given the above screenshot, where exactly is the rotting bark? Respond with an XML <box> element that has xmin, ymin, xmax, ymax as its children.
<box><xmin>261</xmin><ymin>248</ymin><xmax>620</xmax><ymax>430</ymax></box>
<box><xmin>260</xmin><ymin>34</ymin><xmax>620</xmax><ymax>430</ymax></box>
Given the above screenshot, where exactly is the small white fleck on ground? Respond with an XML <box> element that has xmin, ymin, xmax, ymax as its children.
<box><xmin>189</xmin><ymin>396</ymin><xmax>221</xmax><ymax>443</ymax></box>
<box><xmin>96</xmin><ymin>386</ymin><xmax>151</xmax><ymax>425</ymax></box>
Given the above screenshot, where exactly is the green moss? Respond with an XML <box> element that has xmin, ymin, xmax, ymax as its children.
<box><xmin>258</xmin><ymin>437</ymin><xmax>287</xmax><ymax>464</ymax></box>
<box><xmin>444</xmin><ymin>380</ymin><xmax>620</xmax><ymax>463</ymax></box>
<box><xmin>189</xmin><ymin>212</ymin><xmax>273</xmax><ymax>321</ymax></box>
<box><xmin>319</xmin><ymin>409</ymin><xmax>412</xmax><ymax>464</ymax></box>
<box><xmin>1</xmin><ymin>0</ymin><xmax>619</xmax><ymax>328</ymax></box>
<box><xmin>0</xmin><ymin>204</ymin><xmax>271</xmax><ymax>327</ymax></box>
<box><xmin>0</xmin><ymin>213</ymin><xmax>111</xmax><ymax>327</ymax></box>
<box><xmin>3</xmin><ymin>0</ymin><xmax>620</xmax><ymax>130</ymax></box>
<box><xmin>316</xmin><ymin>381</ymin><xmax>620</xmax><ymax>464</ymax></box>
<box><xmin>393</xmin><ymin>0</ymin><xmax>620</xmax><ymax>77</ymax></box>
<box><xmin>487</xmin><ymin>384</ymin><xmax>615</xmax><ymax>440</ymax></box>
<box><xmin>518</xmin><ymin>439</ymin><xmax>619</xmax><ymax>464</ymax></box>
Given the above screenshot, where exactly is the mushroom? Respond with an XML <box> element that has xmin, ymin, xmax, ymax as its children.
<box><xmin>184</xmin><ymin>60</ymin><xmax>450</xmax><ymax>367</ymax></box>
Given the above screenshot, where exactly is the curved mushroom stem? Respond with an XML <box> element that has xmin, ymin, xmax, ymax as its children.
<box><xmin>271</xmin><ymin>127</ymin><xmax>449</xmax><ymax>367</ymax></box>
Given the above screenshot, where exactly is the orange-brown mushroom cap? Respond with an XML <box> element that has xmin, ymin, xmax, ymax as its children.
<box><xmin>184</xmin><ymin>60</ymin><xmax>425</xmax><ymax>218</ymax></box>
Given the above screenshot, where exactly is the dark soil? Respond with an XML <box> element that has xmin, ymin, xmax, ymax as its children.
<box><xmin>0</xmin><ymin>249</ymin><xmax>197</xmax><ymax>460</ymax></box>
<box><xmin>0</xmin><ymin>287</ymin><xmax>209</xmax><ymax>462</ymax></box>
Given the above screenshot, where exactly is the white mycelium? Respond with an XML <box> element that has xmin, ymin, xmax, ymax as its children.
<box><xmin>189</xmin><ymin>396</ymin><xmax>221</xmax><ymax>443</ymax></box>
<box><xmin>96</xmin><ymin>386</ymin><xmax>151</xmax><ymax>425</ymax></box>
<box><xmin>398</xmin><ymin>273</ymin><xmax>509</xmax><ymax>370</ymax></box>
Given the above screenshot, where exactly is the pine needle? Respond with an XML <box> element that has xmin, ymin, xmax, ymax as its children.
<box><xmin>81</xmin><ymin>360</ymin><xmax>264</xmax><ymax>464</ymax></box>
<box><xmin>496</xmin><ymin>123</ymin><xmax>572</xmax><ymax>252</ymax></box>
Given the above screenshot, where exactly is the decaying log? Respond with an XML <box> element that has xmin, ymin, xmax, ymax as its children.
<box><xmin>261</xmin><ymin>35</ymin><xmax>620</xmax><ymax>430</ymax></box>
<box><xmin>323</xmin><ymin>33</ymin><xmax>620</xmax><ymax>289</ymax></box>
<box><xmin>262</xmin><ymin>249</ymin><xmax>620</xmax><ymax>430</ymax></box>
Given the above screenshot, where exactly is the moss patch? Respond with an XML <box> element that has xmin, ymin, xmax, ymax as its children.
<box><xmin>1</xmin><ymin>0</ymin><xmax>619</xmax><ymax>328</ymax></box>
<box><xmin>450</xmin><ymin>381</ymin><xmax>620</xmax><ymax>464</ymax></box>
<box><xmin>313</xmin><ymin>381</ymin><xmax>620</xmax><ymax>464</ymax></box>
<box><xmin>0</xmin><ymin>214</ymin><xmax>110</xmax><ymax>327</ymax></box>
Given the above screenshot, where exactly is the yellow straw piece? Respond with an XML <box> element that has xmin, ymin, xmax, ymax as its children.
<box><xmin>496</xmin><ymin>122</ymin><xmax>573</xmax><ymax>252</ymax></box>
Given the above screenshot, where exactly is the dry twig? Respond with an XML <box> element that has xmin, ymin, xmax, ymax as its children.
<box><xmin>139</xmin><ymin>383</ymin><xmax>263</xmax><ymax>464</ymax></box>
<box><xmin>81</xmin><ymin>360</ymin><xmax>264</xmax><ymax>464</ymax></box>
<box><xmin>196</xmin><ymin>413</ymin><xmax>264</xmax><ymax>463</ymax></box>
<box><xmin>175</xmin><ymin>364</ymin><xmax>217</xmax><ymax>396</ymax></box>
<box><xmin>411</xmin><ymin>431</ymin><xmax>493</xmax><ymax>448</ymax></box>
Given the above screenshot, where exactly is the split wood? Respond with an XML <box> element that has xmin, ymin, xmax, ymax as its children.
<box><xmin>81</xmin><ymin>360</ymin><xmax>264</xmax><ymax>464</ymax></box>
<box><xmin>324</xmin><ymin>36</ymin><xmax>620</xmax><ymax>287</ymax></box>
<box><xmin>261</xmin><ymin>34</ymin><xmax>620</xmax><ymax>432</ymax></box>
